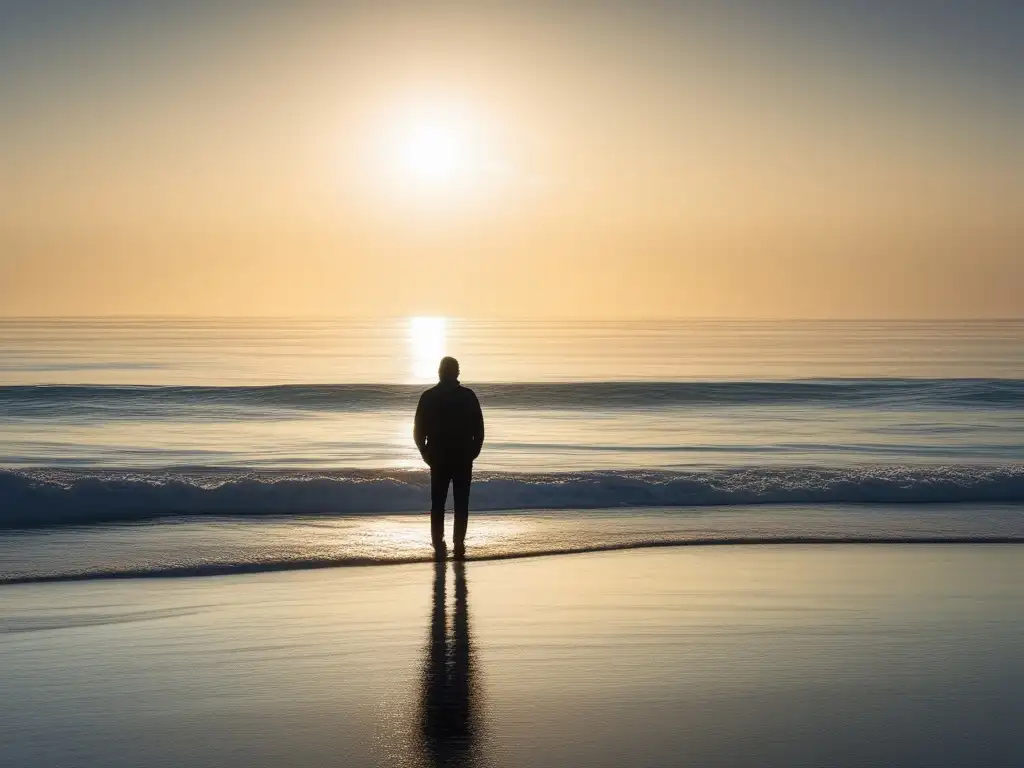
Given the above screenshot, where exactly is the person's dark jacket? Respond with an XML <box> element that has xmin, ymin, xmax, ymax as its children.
<box><xmin>414</xmin><ymin>381</ymin><xmax>484</xmax><ymax>466</ymax></box>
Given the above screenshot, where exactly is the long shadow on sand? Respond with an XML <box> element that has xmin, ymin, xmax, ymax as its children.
<box><xmin>420</xmin><ymin>560</ymin><xmax>484</xmax><ymax>767</ymax></box>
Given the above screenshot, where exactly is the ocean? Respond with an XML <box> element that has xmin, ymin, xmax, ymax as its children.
<box><xmin>2</xmin><ymin>317</ymin><xmax>1022</xmax><ymax>581</ymax></box>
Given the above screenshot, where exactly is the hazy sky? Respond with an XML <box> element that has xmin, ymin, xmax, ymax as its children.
<box><xmin>2</xmin><ymin>1</ymin><xmax>1022</xmax><ymax>317</ymax></box>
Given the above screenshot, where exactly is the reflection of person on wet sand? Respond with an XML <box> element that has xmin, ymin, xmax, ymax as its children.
<box><xmin>421</xmin><ymin>561</ymin><xmax>480</xmax><ymax>767</ymax></box>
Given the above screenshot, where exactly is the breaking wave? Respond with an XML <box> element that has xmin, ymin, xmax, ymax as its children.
<box><xmin>3</xmin><ymin>464</ymin><xmax>1023</xmax><ymax>528</ymax></box>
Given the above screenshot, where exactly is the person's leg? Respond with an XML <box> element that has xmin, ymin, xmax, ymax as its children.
<box><xmin>452</xmin><ymin>463</ymin><xmax>472</xmax><ymax>553</ymax></box>
<box><xmin>430</xmin><ymin>464</ymin><xmax>451</xmax><ymax>550</ymax></box>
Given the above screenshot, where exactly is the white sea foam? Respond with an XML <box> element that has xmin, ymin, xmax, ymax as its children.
<box><xmin>3</xmin><ymin>465</ymin><xmax>1024</xmax><ymax>528</ymax></box>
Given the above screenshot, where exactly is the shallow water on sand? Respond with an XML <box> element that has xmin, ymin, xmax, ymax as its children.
<box><xmin>1</xmin><ymin>545</ymin><xmax>1021</xmax><ymax>768</ymax></box>
<box><xmin>3</xmin><ymin>504</ymin><xmax>1023</xmax><ymax>583</ymax></box>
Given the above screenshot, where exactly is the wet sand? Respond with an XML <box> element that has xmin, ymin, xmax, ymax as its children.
<box><xmin>1</xmin><ymin>544</ymin><xmax>1022</xmax><ymax>767</ymax></box>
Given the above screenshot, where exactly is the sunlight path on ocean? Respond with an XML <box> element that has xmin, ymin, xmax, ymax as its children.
<box><xmin>408</xmin><ymin>316</ymin><xmax>447</xmax><ymax>383</ymax></box>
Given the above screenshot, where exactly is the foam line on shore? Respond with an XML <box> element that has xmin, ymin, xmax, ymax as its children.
<box><xmin>4</xmin><ymin>535</ymin><xmax>1022</xmax><ymax>585</ymax></box>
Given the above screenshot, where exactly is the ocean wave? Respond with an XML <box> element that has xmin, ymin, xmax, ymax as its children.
<box><xmin>3</xmin><ymin>465</ymin><xmax>1023</xmax><ymax>528</ymax></box>
<box><xmin>3</xmin><ymin>379</ymin><xmax>1023</xmax><ymax>419</ymax></box>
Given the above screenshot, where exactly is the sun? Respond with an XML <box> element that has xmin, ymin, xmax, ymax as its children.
<box><xmin>362</xmin><ymin>96</ymin><xmax>507</xmax><ymax>207</ymax></box>
<box><xmin>389</xmin><ymin>103</ymin><xmax>481</xmax><ymax>192</ymax></box>
<box><xmin>399</xmin><ymin>119</ymin><xmax>469</xmax><ymax>186</ymax></box>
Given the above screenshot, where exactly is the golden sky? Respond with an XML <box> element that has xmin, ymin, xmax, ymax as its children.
<box><xmin>2</xmin><ymin>2</ymin><xmax>1022</xmax><ymax>317</ymax></box>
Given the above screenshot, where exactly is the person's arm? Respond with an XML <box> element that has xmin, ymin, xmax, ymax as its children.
<box><xmin>471</xmin><ymin>391</ymin><xmax>485</xmax><ymax>460</ymax></box>
<box><xmin>414</xmin><ymin>392</ymin><xmax>430</xmax><ymax>464</ymax></box>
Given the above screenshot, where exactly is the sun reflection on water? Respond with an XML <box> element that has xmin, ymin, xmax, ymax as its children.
<box><xmin>314</xmin><ymin>515</ymin><xmax>537</xmax><ymax>562</ymax></box>
<box><xmin>409</xmin><ymin>316</ymin><xmax>447</xmax><ymax>383</ymax></box>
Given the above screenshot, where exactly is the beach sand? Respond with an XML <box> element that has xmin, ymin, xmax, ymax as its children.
<box><xmin>2</xmin><ymin>544</ymin><xmax>1022</xmax><ymax>767</ymax></box>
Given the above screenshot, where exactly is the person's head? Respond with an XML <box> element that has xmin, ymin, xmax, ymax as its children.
<box><xmin>438</xmin><ymin>356</ymin><xmax>460</xmax><ymax>383</ymax></box>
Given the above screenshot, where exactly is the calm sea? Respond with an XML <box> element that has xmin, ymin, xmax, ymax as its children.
<box><xmin>1</xmin><ymin>317</ymin><xmax>1022</xmax><ymax>581</ymax></box>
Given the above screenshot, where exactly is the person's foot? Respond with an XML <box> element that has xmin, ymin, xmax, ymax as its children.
<box><xmin>452</xmin><ymin>543</ymin><xmax>466</xmax><ymax>561</ymax></box>
<box><xmin>433</xmin><ymin>541</ymin><xmax>448</xmax><ymax>561</ymax></box>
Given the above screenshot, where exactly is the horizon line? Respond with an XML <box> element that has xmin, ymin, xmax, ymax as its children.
<box><xmin>1</xmin><ymin>315</ymin><xmax>1022</xmax><ymax>322</ymax></box>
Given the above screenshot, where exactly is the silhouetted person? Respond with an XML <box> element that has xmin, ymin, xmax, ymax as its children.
<box><xmin>421</xmin><ymin>561</ymin><xmax>479</xmax><ymax>767</ymax></box>
<box><xmin>414</xmin><ymin>357</ymin><xmax>484</xmax><ymax>560</ymax></box>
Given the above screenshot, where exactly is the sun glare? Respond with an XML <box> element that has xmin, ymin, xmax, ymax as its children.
<box><xmin>400</xmin><ymin>119</ymin><xmax>469</xmax><ymax>186</ymax></box>
<box><xmin>409</xmin><ymin>316</ymin><xmax>447</xmax><ymax>381</ymax></box>
<box><xmin>384</xmin><ymin>102</ymin><xmax>487</xmax><ymax>197</ymax></box>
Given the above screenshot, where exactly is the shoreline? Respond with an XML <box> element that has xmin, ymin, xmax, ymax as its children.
<box><xmin>4</xmin><ymin>502</ymin><xmax>1023</xmax><ymax>586</ymax></box>
<box><xmin>2</xmin><ymin>536</ymin><xmax>1024</xmax><ymax>586</ymax></box>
